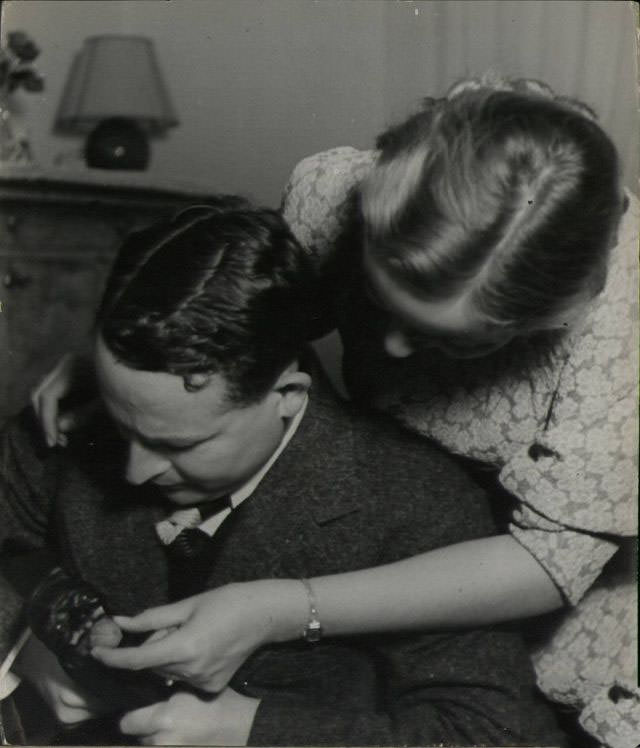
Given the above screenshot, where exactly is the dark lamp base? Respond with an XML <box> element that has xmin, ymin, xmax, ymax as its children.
<box><xmin>85</xmin><ymin>117</ymin><xmax>150</xmax><ymax>170</ymax></box>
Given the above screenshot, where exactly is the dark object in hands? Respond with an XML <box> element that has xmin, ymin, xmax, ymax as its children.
<box><xmin>26</xmin><ymin>567</ymin><xmax>175</xmax><ymax>713</ymax></box>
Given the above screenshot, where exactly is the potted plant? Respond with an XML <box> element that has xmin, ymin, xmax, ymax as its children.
<box><xmin>0</xmin><ymin>31</ymin><xmax>44</xmax><ymax>163</ymax></box>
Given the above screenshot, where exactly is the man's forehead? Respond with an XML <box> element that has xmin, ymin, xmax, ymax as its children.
<box><xmin>94</xmin><ymin>337</ymin><xmax>230</xmax><ymax>437</ymax></box>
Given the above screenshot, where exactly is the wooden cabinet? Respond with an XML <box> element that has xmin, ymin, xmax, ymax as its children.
<box><xmin>0</xmin><ymin>174</ymin><xmax>215</xmax><ymax>424</ymax></box>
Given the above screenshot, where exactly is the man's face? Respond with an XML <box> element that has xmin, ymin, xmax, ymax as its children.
<box><xmin>95</xmin><ymin>337</ymin><xmax>289</xmax><ymax>506</ymax></box>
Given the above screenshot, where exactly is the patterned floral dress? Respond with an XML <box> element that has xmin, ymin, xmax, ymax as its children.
<box><xmin>282</xmin><ymin>147</ymin><xmax>639</xmax><ymax>748</ymax></box>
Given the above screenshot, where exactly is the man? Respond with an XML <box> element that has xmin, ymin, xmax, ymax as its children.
<box><xmin>0</xmin><ymin>204</ymin><xmax>565</xmax><ymax>745</ymax></box>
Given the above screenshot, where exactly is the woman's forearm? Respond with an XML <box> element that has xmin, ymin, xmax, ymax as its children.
<box><xmin>272</xmin><ymin>535</ymin><xmax>564</xmax><ymax>642</ymax></box>
<box><xmin>91</xmin><ymin>535</ymin><xmax>565</xmax><ymax>692</ymax></box>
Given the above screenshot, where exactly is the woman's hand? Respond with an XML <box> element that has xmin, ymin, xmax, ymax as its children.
<box><xmin>31</xmin><ymin>353</ymin><xmax>98</xmax><ymax>447</ymax></box>
<box><xmin>91</xmin><ymin>580</ymin><xmax>306</xmax><ymax>693</ymax></box>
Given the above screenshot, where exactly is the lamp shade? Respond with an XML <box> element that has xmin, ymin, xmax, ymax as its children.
<box><xmin>55</xmin><ymin>35</ymin><xmax>178</xmax><ymax>134</ymax></box>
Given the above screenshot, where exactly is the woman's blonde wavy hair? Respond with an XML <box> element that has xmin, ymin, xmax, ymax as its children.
<box><xmin>360</xmin><ymin>74</ymin><xmax>623</xmax><ymax>335</ymax></box>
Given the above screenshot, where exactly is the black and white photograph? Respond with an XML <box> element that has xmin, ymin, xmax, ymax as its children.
<box><xmin>0</xmin><ymin>1</ymin><xmax>637</xmax><ymax>746</ymax></box>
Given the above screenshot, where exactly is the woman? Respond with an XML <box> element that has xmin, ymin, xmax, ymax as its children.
<box><xmin>33</xmin><ymin>77</ymin><xmax>638</xmax><ymax>747</ymax></box>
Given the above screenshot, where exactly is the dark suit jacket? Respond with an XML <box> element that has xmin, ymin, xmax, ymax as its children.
<box><xmin>0</xmin><ymin>360</ymin><xmax>565</xmax><ymax>746</ymax></box>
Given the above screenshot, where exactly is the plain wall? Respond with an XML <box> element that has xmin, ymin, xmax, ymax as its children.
<box><xmin>2</xmin><ymin>0</ymin><xmax>638</xmax><ymax>206</ymax></box>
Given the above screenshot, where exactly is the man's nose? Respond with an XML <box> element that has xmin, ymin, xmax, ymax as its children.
<box><xmin>383</xmin><ymin>328</ymin><xmax>415</xmax><ymax>358</ymax></box>
<box><xmin>126</xmin><ymin>441</ymin><xmax>171</xmax><ymax>485</ymax></box>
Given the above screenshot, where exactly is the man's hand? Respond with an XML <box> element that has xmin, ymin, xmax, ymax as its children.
<box><xmin>12</xmin><ymin>634</ymin><xmax>108</xmax><ymax>725</ymax></box>
<box><xmin>119</xmin><ymin>687</ymin><xmax>260</xmax><ymax>745</ymax></box>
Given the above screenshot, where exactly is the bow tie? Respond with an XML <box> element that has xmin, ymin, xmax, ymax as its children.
<box><xmin>164</xmin><ymin>526</ymin><xmax>213</xmax><ymax>562</ymax></box>
<box><xmin>155</xmin><ymin>495</ymin><xmax>232</xmax><ymax>557</ymax></box>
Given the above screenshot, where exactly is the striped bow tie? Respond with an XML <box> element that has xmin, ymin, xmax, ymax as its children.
<box><xmin>155</xmin><ymin>495</ymin><xmax>232</xmax><ymax>551</ymax></box>
<box><xmin>165</xmin><ymin>526</ymin><xmax>212</xmax><ymax>561</ymax></box>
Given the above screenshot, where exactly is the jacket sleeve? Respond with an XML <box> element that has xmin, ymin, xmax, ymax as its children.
<box><xmin>248</xmin><ymin>629</ymin><xmax>560</xmax><ymax>746</ymax></box>
<box><xmin>0</xmin><ymin>410</ymin><xmax>55</xmax><ymax>661</ymax></box>
<box><xmin>249</xmin><ymin>431</ymin><xmax>564</xmax><ymax>747</ymax></box>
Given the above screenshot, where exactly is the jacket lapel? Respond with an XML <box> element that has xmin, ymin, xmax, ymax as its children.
<box><xmin>201</xmin><ymin>368</ymin><xmax>364</xmax><ymax>588</ymax></box>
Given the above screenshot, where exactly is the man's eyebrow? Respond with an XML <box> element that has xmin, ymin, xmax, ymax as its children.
<box><xmin>141</xmin><ymin>433</ymin><xmax>216</xmax><ymax>448</ymax></box>
<box><xmin>114</xmin><ymin>421</ymin><xmax>217</xmax><ymax>448</ymax></box>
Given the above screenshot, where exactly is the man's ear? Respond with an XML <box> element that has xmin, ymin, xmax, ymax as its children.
<box><xmin>273</xmin><ymin>363</ymin><xmax>311</xmax><ymax>419</ymax></box>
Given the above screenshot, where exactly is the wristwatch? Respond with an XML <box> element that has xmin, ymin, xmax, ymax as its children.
<box><xmin>300</xmin><ymin>578</ymin><xmax>322</xmax><ymax>643</ymax></box>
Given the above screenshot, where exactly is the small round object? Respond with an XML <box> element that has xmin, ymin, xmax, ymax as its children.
<box><xmin>89</xmin><ymin>616</ymin><xmax>123</xmax><ymax>648</ymax></box>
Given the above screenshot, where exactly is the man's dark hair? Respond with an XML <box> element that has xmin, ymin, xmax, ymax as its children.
<box><xmin>97</xmin><ymin>200</ymin><xmax>318</xmax><ymax>404</ymax></box>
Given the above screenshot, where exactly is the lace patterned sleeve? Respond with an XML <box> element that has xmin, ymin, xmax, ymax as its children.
<box><xmin>281</xmin><ymin>147</ymin><xmax>376</xmax><ymax>261</ymax></box>
<box><xmin>501</xmin><ymin>194</ymin><xmax>639</xmax><ymax>605</ymax></box>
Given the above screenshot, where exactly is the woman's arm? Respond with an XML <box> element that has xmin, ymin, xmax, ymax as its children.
<box><xmin>31</xmin><ymin>352</ymin><xmax>98</xmax><ymax>447</ymax></box>
<box><xmin>92</xmin><ymin>534</ymin><xmax>563</xmax><ymax>692</ymax></box>
<box><xmin>289</xmin><ymin>534</ymin><xmax>563</xmax><ymax>636</ymax></box>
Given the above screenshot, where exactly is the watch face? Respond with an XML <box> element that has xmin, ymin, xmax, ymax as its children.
<box><xmin>304</xmin><ymin>620</ymin><xmax>322</xmax><ymax>642</ymax></box>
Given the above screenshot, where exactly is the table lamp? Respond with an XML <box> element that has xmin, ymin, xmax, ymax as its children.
<box><xmin>55</xmin><ymin>35</ymin><xmax>178</xmax><ymax>170</ymax></box>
